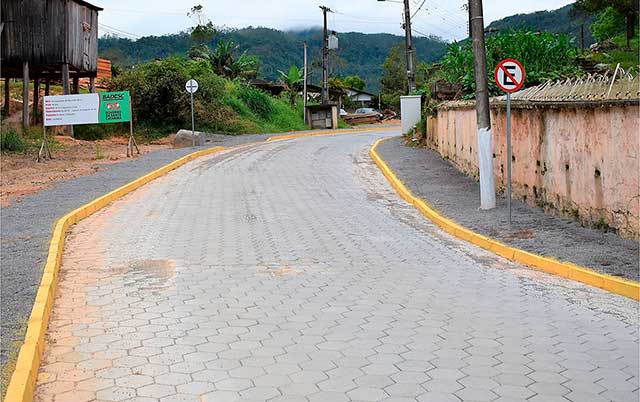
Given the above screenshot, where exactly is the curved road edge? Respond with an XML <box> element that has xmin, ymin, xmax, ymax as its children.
<box><xmin>2</xmin><ymin>125</ymin><xmax>398</xmax><ymax>402</ymax></box>
<box><xmin>369</xmin><ymin>136</ymin><xmax>640</xmax><ymax>301</ymax></box>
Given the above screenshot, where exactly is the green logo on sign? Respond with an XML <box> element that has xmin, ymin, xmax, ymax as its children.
<box><xmin>99</xmin><ymin>91</ymin><xmax>131</xmax><ymax>123</ymax></box>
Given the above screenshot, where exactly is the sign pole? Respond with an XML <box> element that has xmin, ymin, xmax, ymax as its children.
<box><xmin>494</xmin><ymin>58</ymin><xmax>524</xmax><ymax>226</ymax></box>
<box><xmin>127</xmin><ymin>101</ymin><xmax>139</xmax><ymax>157</ymax></box>
<box><xmin>506</xmin><ymin>92</ymin><xmax>512</xmax><ymax>226</ymax></box>
<box><xmin>190</xmin><ymin>91</ymin><xmax>195</xmax><ymax>147</ymax></box>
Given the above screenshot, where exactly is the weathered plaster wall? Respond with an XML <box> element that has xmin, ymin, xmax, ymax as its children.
<box><xmin>424</xmin><ymin>101</ymin><xmax>640</xmax><ymax>239</ymax></box>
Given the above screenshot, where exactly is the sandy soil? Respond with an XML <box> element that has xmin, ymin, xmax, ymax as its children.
<box><xmin>1</xmin><ymin>135</ymin><xmax>174</xmax><ymax>207</ymax></box>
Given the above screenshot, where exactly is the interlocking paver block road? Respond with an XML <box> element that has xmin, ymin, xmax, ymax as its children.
<box><xmin>34</xmin><ymin>131</ymin><xmax>639</xmax><ymax>402</ymax></box>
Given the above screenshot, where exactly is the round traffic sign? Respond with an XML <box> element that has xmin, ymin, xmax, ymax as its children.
<box><xmin>185</xmin><ymin>79</ymin><xmax>199</xmax><ymax>94</ymax></box>
<box><xmin>494</xmin><ymin>59</ymin><xmax>525</xmax><ymax>93</ymax></box>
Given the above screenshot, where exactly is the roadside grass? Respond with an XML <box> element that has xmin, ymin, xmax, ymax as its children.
<box><xmin>588</xmin><ymin>34</ymin><xmax>639</xmax><ymax>71</ymax></box>
<box><xmin>1</xmin><ymin>125</ymin><xmax>62</xmax><ymax>154</ymax></box>
<box><xmin>0</xmin><ymin>318</ymin><xmax>28</xmax><ymax>401</ymax></box>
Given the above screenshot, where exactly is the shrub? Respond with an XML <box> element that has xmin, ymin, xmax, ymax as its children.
<box><xmin>1</xmin><ymin>127</ymin><xmax>26</xmax><ymax>152</ymax></box>
<box><xmin>438</xmin><ymin>29</ymin><xmax>582</xmax><ymax>97</ymax></box>
<box><xmin>236</xmin><ymin>84</ymin><xmax>274</xmax><ymax>118</ymax></box>
<box><xmin>109</xmin><ymin>56</ymin><xmax>305</xmax><ymax>136</ymax></box>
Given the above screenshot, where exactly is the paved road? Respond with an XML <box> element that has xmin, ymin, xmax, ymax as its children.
<box><xmin>35</xmin><ymin>130</ymin><xmax>638</xmax><ymax>402</ymax></box>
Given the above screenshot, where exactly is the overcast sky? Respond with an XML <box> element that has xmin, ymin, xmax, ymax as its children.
<box><xmin>94</xmin><ymin>0</ymin><xmax>574</xmax><ymax>41</ymax></box>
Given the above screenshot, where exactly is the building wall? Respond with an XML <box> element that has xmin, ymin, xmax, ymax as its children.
<box><xmin>424</xmin><ymin>101</ymin><xmax>640</xmax><ymax>239</ymax></box>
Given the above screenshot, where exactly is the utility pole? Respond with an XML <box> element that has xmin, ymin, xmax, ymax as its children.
<box><xmin>402</xmin><ymin>0</ymin><xmax>416</xmax><ymax>93</ymax></box>
<box><xmin>320</xmin><ymin>6</ymin><xmax>331</xmax><ymax>104</ymax></box>
<box><xmin>469</xmin><ymin>0</ymin><xmax>495</xmax><ymax>209</ymax></box>
<box><xmin>303</xmin><ymin>41</ymin><xmax>308</xmax><ymax>123</ymax></box>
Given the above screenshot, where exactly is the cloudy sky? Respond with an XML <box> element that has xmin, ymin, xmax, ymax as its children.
<box><xmin>94</xmin><ymin>0</ymin><xmax>574</xmax><ymax>41</ymax></box>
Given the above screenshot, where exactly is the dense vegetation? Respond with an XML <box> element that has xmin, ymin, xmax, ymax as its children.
<box><xmin>486</xmin><ymin>4</ymin><xmax>596</xmax><ymax>47</ymax></box>
<box><xmin>99</xmin><ymin>28</ymin><xmax>448</xmax><ymax>93</ymax></box>
<box><xmin>438</xmin><ymin>29</ymin><xmax>582</xmax><ymax>97</ymax></box>
<box><xmin>107</xmin><ymin>57</ymin><xmax>307</xmax><ymax>138</ymax></box>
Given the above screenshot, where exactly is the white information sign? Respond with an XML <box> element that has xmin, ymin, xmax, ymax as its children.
<box><xmin>185</xmin><ymin>79</ymin><xmax>199</xmax><ymax>94</ymax></box>
<box><xmin>43</xmin><ymin>94</ymin><xmax>99</xmax><ymax>127</ymax></box>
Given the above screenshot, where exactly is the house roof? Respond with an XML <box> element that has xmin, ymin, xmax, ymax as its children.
<box><xmin>346</xmin><ymin>87</ymin><xmax>377</xmax><ymax>97</ymax></box>
<box><xmin>73</xmin><ymin>0</ymin><xmax>104</xmax><ymax>11</ymax></box>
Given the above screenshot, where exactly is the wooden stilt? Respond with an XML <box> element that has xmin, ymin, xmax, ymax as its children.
<box><xmin>3</xmin><ymin>78</ymin><xmax>10</xmax><ymax>118</ymax></box>
<box><xmin>22</xmin><ymin>61</ymin><xmax>30</xmax><ymax>129</ymax></box>
<box><xmin>89</xmin><ymin>77</ymin><xmax>96</xmax><ymax>93</ymax></box>
<box><xmin>33</xmin><ymin>79</ymin><xmax>40</xmax><ymax>125</ymax></box>
<box><xmin>62</xmin><ymin>64</ymin><xmax>73</xmax><ymax>137</ymax></box>
<box><xmin>72</xmin><ymin>77</ymin><xmax>79</xmax><ymax>94</ymax></box>
<box><xmin>45</xmin><ymin>80</ymin><xmax>50</xmax><ymax>96</ymax></box>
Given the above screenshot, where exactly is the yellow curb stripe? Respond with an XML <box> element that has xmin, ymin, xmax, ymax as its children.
<box><xmin>4</xmin><ymin>126</ymin><xmax>400</xmax><ymax>402</ymax></box>
<box><xmin>3</xmin><ymin>145</ymin><xmax>227</xmax><ymax>402</ymax></box>
<box><xmin>370</xmin><ymin>137</ymin><xmax>640</xmax><ymax>301</ymax></box>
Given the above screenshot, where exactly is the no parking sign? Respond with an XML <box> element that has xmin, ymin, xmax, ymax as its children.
<box><xmin>494</xmin><ymin>58</ymin><xmax>525</xmax><ymax>225</ymax></box>
<box><xmin>494</xmin><ymin>59</ymin><xmax>525</xmax><ymax>93</ymax></box>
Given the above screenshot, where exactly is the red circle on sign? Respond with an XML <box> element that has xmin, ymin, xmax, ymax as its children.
<box><xmin>494</xmin><ymin>58</ymin><xmax>525</xmax><ymax>93</ymax></box>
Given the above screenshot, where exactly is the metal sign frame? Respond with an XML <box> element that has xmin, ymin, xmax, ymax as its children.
<box><xmin>494</xmin><ymin>58</ymin><xmax>526</xmax><ymax>225</ymax></box>
<box><xmin>186</xmin><ymin>79</ymin><xmax>199</xmax><ymax>147</ymax></box>
<box><xmin>495</xmin><ymin>59</ymin><xmax>525</xmax><ymax>93</ymax></box>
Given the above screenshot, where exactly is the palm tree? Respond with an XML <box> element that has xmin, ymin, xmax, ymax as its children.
<box><xmin>189</xmin><ymin>39</ymin><xmax>259</xmax><ymax>79</ymax></box>
<box><xmin>278</xmin><ymin>65</ymin><xmax>303</xmax><ymax>105</ymax></box>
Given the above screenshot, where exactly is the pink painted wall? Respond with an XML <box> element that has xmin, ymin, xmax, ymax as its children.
<box><xmin>424</xmin><ymin>102</ymin><xmax>640</xmax><ymax>239</ymax></box>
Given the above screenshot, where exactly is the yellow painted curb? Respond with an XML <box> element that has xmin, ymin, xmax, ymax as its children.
<box><xmin>2</xmin><ymin>145</ymin><xmax>227</xmax><ymax>402</ymax></box>
<box><xmin>3</xmin><ymin>125</ymin><xmax>400</xmax><ymax>402</ymax></box>
<box><xmin>369</xmin><ymin>137</ymin><xmax>640</xmax><ymax>301</ymax></box>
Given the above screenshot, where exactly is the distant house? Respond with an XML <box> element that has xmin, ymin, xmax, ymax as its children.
<box><xmin>346</xmin><ymin>88</ymin><xmax>376</xmax><ymax>105</ymax></box>
<box><xmin>1</xmin><ymin>0</ymin><xmax>103</xmax><ymax>127</ymax></box>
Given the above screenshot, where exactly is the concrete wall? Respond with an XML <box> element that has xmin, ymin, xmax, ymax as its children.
<box><xmin>424</xmin><ymin>101</ymin><xmax>640</xmax><ymax>239</ymax></box>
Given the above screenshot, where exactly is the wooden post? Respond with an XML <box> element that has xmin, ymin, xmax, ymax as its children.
<box><xmin>62</xmin><ymin>64</ymin><xmax>71</xmax><ymax>94</ymax></box>
<box><xmin>23</xmin><ymin>61</ymin><xmax>30</xmax><ymax>129</ymax></box>
<box><xmin>72</xmin><ymin>76</ymin><xmax>79</xmax><ymax>94</ymax></box>
<box><xmin>33</xmin><ymin>79</ymin><xmax>40</xmax><ymax>124</ymax></box>
<box><xmin>62</xmin><ymin>64</ymin><xmax>73</xmax><ymax>137</ymax></box>
<box><xmin>45</xmin><ymin>80</ymin><xmax>50</xmax><ymax>96</ymax></box>
<box><xmin>3</xmin><ymin>78</ymin><xmax>9</xmax><ymax>118</ymax></box>
<box><xmin>89</xmin><ymin>77</ymin><xmax>96</xmax><ymax>93</ymax></box>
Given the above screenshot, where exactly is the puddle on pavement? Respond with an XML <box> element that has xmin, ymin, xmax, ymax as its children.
<box><xmin>113</xmin><ymin>259</ymin><xmax>176</xmax><ymax>290</ymax></box>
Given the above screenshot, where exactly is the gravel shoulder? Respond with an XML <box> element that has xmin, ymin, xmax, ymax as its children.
<box><xmin>0</xmin><ymin>132</ymin><xmax>276</xmax><ymax>372</ymax></box>
<box><xmin>377</xmin><ymin>136</ymin><xmax>639</xmax><ymax>282</ymax></box>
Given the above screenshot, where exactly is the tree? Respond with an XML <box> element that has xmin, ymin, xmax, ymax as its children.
<box><xmin>191</xmin><ymin>39</ymin><xmax>260</xmax><ymax>79</ymax></box>
<box><xmin>590</xmin><ymin>7</ymin><xmax>626</xmax><ymax>42</ymax></box>
<box><xmin>380</xmin><ymin>45</ymin><xmax>406</xmax><ymax>110</ymax></box>
<box><xmin>574</xmin><ymin>0</ymin><xmax>638</xmax><ymax>48</ymax></box>
<box><xmin>278</xmin><ymin>66</ymin><xmax>303</xmax><ymax>105</ymax></box>
<box><xmin>188</xmin><ymin>5</ymin><xmax>217</xmax><ymax>45</ymax></box>
<box><xmin>343</xmin><ymin>75</ymin><xmax>366</xmax><ymax>90</ymax></box>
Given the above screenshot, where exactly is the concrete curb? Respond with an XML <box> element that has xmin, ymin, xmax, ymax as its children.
<box><xmin>2</xmin><ymin>145</ymin><xmax>226</xmax><ymax>402</ymax></box>
<box><xmin>370</xmin><ymin>137</ymin><xmax>640</xmax><ymax>301</ymax></box>
<box><xmin>3</xmin><ymin>125</ymin><xmax>400</xmax><ymax>402</ymax></box>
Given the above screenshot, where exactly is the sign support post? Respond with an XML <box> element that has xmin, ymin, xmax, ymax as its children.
<box><xmin>185</xmin><ymin>79</ymin><xmax>199</xmax><ymax>148</ymax></box>
<box><xmin>494</xmin><ymin>58</ymin><xmax>525</xmax><ymax>226</ymax></box>
<box><xmin>37</xmin><ymin>125</ymin><xmax>52</xmax><ymax>162</ymax></box>
<box><xmin>127</xmin><ymin>104</ymin><xmax>139</xmax><ymax>158</ymax></box>
<box><xmin>506</xmin><ymin>92</ymin><xmax>512</xmax><ymax>225</ymax></box>
<box><xmin>190</xmin><ymin>90</ymin><xmax>195</xmax><ymax>147</ymax></box>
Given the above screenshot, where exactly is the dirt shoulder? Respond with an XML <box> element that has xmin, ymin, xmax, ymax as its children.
<box><xmin>377</xmin><ymin>136</ymin><xmax>639</xmax><ymax>282</ymax></box>
<box><xmin>1</xmin><ymin>135</ymin><xmax>173</xmax><ymax>207</ymax></box>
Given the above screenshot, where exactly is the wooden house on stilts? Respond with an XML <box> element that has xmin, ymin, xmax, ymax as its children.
<box><xmin>1</xmin><ymin>0</ymin><xmax>102</xmax><ymax>129</ymax></box>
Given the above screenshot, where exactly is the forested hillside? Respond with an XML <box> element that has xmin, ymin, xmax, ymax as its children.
<box><xmin>487</xmin><ymin>4</ymin><xmax>596</xmax><ymax>47</ymax></box>
<box><xmin>99</xmin><ymin>28</ymin><xmax>449</xmax><ymax>93</ymax></box>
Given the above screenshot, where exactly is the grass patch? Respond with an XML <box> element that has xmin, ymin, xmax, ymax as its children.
<box><xmin>588</xmin><ymin>34</ymin><xmax>639</xmax><ymax>71</ymax></box>
<box><xmin>1</xmin><ymin>126</ymin><xmax>26</xmax><ymax>152</ymax></box>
